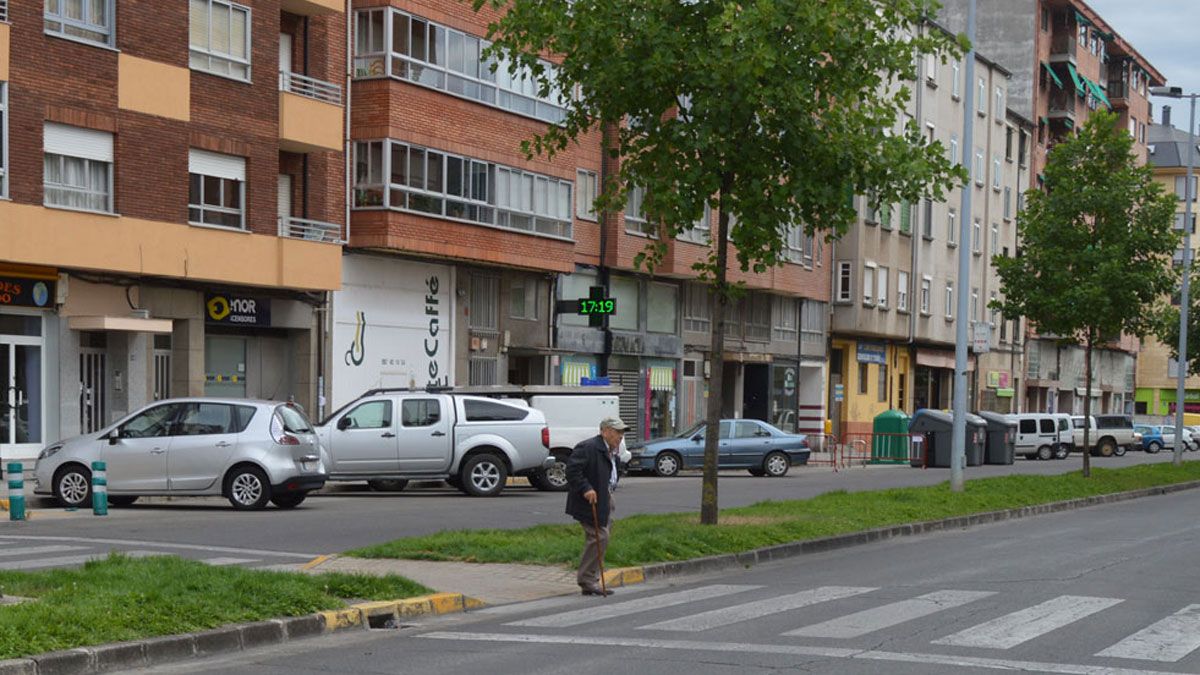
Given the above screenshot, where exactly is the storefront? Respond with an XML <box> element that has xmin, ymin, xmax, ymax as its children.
<box><xmin>914</xmin><ymin>348</ymin><xmax>974</xmax><ymax>412</ymax></box>
<box><xmin>0</xmin><ymin>267</ymin><xmax>59</xmax><ymax>462</ymax></box>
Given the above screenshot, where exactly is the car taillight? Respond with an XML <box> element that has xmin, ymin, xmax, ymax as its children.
<box><xmin>541</xmin><ymin>427</ymin><xmax>550</xmax><ymax>449</ymax></box>
<box><xmin>271</xmin><ymin>414</ymin><xmax>302</xmax><ymax>446</ymax></box>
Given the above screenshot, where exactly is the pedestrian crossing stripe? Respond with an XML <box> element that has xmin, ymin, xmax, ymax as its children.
<box><xmin>639</xmin><ymin>586</ymin><xmax>876</xmax><ymax>632</ymax></box>
<box><xmin>507</xmin><ymin>584</ymin><xmax>760</xmax><ymax>628</ymax></box>
<box><xmin>1097</xmin><ymin>604</ymin><xmax>1200</xmax><ymax>663</ymax></box>
<box><xmin>785</xmin><ymin>589</ymin><xmax>997</xmax><ymax>639</ymax></box>
<box><xmin>933</xmin><ymin>595</ymin><xmax>1124</xmax><ymax>649</ymax></box>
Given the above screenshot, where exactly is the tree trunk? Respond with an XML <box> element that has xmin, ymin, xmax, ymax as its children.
<box><xmin>1082</xmin><ymin>335</ymin><xmax>1093</xmax><ymax>478</ymax></box>
<box><xmin>700</xmin><ymin>180</ymin><xmax>733</xmax><ymax>526</ymax></box>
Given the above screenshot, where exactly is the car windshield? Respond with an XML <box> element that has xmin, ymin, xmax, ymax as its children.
<box><xmin>678</xmin><ymin>423</ymin><xmax>706</xmax><ymax>439</ymax></box>
<box><xmin>276</xmin><ymin>405</ymin><xmax>314</xmax><ymax>433</ymax></box>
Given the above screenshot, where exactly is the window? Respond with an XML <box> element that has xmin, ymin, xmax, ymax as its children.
<box><xmin>176</xmin><ymin>403</ymin><xmax>239</xmax><ymax>436</ymax></box>
<box><xmin>877</xmin><ymin>267</ymin><xmax>889</xmax><ymax>310</ymax></box>
<box><xmin>864</xmin><ymin>191</ymin><xmax>880</xmax><ymax>224</ymax></box>
<box><xmin>920</xmin><ymin>277</ymin><xmax>931</xmax><ymax>315</ymax></box>
<box><xmin>189</xmin><ymin>0</ymin><xmax>252</xmax><ymax>82</ymax></box>
<box><xmin>683</xmin><ymin>283</ymin><xmax>710</xmax><ymax>332</ymax></box>
<box><xmin>745</xmin><ymin>293</ymin><xmax>772</xmax><ymax>341</ymax></box>
<box><xmin>801</xmin><ymin>300</ymin><xmax>826</xmax><ymax>347</ymax></box>
<box><xmin>681</xmin><ymin>205</ymin><xmax>711</xmax><ymax>244</ymax></box>
<box><xmin>1018</xmin><ymin>130</ymin><xmax>1028</xmax><ymax>167</ymax></box>
<box><xmin>897</xmin><ymin>271</ymin><xmax>909</xmax><ymax>312</ymax></box>
<box><xmin>0</xmin><ymin>84</ymin><xmax>6</xmax><ymax>198</ymax></box>
<box><xmin>992</xmin><ymin>155</ymin><xmax>1001</xmax><ymax>190</ymax></box>
<box><xmin>989</xmin><ymin>291</ymin><xmax>999</xmax><ymax>328</ymax></box>
<box><xmin>43</xmin><ymin>123</ymin><xmax>113</xmax><ymax>213</ymax></box>
<box><xmin>977</xmin><ymin>77</ymin><xmax>986</xmax><ymax>116</ymax></box>
<box><xmin>1004</xmin><ymin>187</ymin><xmax>1012</xmax><ymax>220</ymax></box>
<box><xmin>353</xmin><ymin>140</ymin><xmax>573</xmax><ymax>239</ymax></box>
<box><xmin>836</xmin><ymin>261</ymin><xmax>853</xmax><ymax>303</ymax></box>
<box><xmin>648</xmin><ymin>283</ymin><xmax>678</xmax><ymax>334</ymax></box>
<box><xmin>972</xmin><ymin>218</ymin><xmax>982</xmax><ymax>254</ymax></box>
<box><xmin>1174</xmin><ymin>212</ymin><xmax>1196</xmax><ymax>233</ymax></box>
<box><xmin>858</xmin><ymin>362</ymin><xmax>870</xmax><ymax>395</ymax></box>
<box><xmin>509</xmin><ymin>278</ymin><xmax>538</xmax><ymax>320</ymax></box>
<box><xmin>951</xmin><ymin>60</ymin><xmax>961</xmax><ymax>99</ymax></box>
<box><xmin>469</xmin><ymin>275</ymin><xmax>499</xmax><ymax>330</ymax></box>
<box><xmin>1005</xmin><ymin>127</ymin><xmax>1014</xmax><ymax>161</ymax></box>
<box><xmin>610</xmin><ymin>276</ymin><xmax>639</xmax><ymax>331</ymax></box>
<box><xmin>1176</xmin><ymin>176</ymin><xmax>1197</xmax><ymax>202</ymax></box>
<box><xmin>401</xmin><ymin>399</ymin><xmax>441</xmax><ymax>427</ymax></box>
<box><xmin>733</xmin><ymin>421</ymin><xmax>764</xmax><ymax>439</ymax></box>
<box><xmin>352</xmin><ymin>8</ymin><xmax>567</xmax><ymax>124</ymax></box>
<box><xmin>990</xmin><ymin>222</ymin><xmax>999</xmax><ymax>253</ymax></box>
<box><xmin>974</xmin><ymin>149</ymin><xmax>985</xmax><ymax>186</ymax></box>
<box><xmin>971</xmin><ymin>288</ymin><xmax>979</xmax><ymax>320</ymax></box>
<box><xmin>624</xmin><ymin>185</ymin><xmax>652</xmax><ymax>236</ymax></box>
<box><xmin>188</xmin><ymin>149</ymin><xmax>245</xmax><ymax>229</ymax></box>
<box><xmin>878</xmin><ymin>363</ymin><xmax>888</xmax><ymax>403</ymax></box>
<box><xmin>994</xmin><ymin>87</ymin><xmax>1004</xmax><ymax>122</ymax></box>
<box><xmin>45</xmin><ymin>0</ymin><xmax>114</xmax><ymax>47</ymax></box>
<box><xmin>119</xmin><ymin>404</ymin><xmax>185</xmax><ymax>438</ymax></box>
<box><xmin>1042</xmin><ymin>8</ymin><xmax>1049</xmax><ymax>31</ymax></box>
<box><xmin>922</xmin><ymin>199</ymin><xmax>933</xmax><ymax>239</ymax></box>
<box><xmin>783</xmin><ymin>225</ymin><xmax>811</xmax><ymax>265</ymax></box>
<box><xmin>1019</xmin><ymin>418</ymin><xmax>1036</xmax><ymax>434</ymax></box>
<box><xmin>575</xmin><ymin>169</ymin><xmax>598</xmax><ymax>220</ymax></box>
<box><xmin>949</xmin><ymin>133</ymin><xmax>959</xmax><ymax>165</ymax></box>
<box><xmin>341</xmin><ymin>401</ymin><xmax>392</xmax><ymax>429</ymax></box>
<box><xmin>1039</xmin><ymin>418</ymin><xmax>1055</xmax><ymax>434</ymax></box>
<box><xmin>463</xmin><ymin>399</ymin><xmax>529</xmax><ymax>421</ymax></box>
<box><xmin>944</xmin><ymin>281</ymin><xmax>954</xmax><ymax>320</ymax></box>
<box><xmin>899</xmin><ymin>200</ymin><xmax>912</xmax><ymax>234</ymax></box>
<box><xmin>925</xmin><ymin>52</ymin><xmax>937</xmax><ymax>85</ymax></box>
<box><xmin>862</xmin><ymin>265</ymin><xmax>875</xmax><ymax>306</ymax></box>
<box><xmin>947</xmin><ymin>208</ymin><xmax>957</xmax><ymax>245</ymax></box>
<box><xmin>772</xmin><ymin>296</ymin><xmax>798</xmax><ymax>342</ymax></box>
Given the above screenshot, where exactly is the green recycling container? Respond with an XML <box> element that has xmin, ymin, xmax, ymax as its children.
<box><xmin>872</xmin><ymin>409</ymin><xmax>911</xmax><ymax>463</ymax></box>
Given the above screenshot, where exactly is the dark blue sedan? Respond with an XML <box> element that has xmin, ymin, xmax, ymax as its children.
<box><xmin>627</xmin><ymin>419</ymin><xmax>810</xmax><ymax>478</ymax></box>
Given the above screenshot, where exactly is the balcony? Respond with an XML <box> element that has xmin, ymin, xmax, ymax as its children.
<box><xmin>278</xmin><ymin>216</ymin><xmax>344</xmax><ymax>244</ymax></box>
<box><xmin>278</xmin><ymin>71</ymin><xmax>343</xmax><ymax>153</ymax></box>
<box><xmin>1106</xmin><ymin>81</ymin><xmax>1131</xmax><ymax>107</ymax></box>
<box><xmin>279</xmin><ymin>0</ymin><xmax>341</xmax><ymax>16</ymax></box>
<box><xmin>0</xmin><ymin>0</ymin><xmax>7</xmax><ymax>21</ymax></box>
<box><xmin>1049</xmin><ymin>35</ymin><xmax>1077</xmax><ymax>65</ymax></box>
<box><xmin>1047</xmin><ymin>90</ymin><xmax>1077</xmax><ymax>122</ymax></box>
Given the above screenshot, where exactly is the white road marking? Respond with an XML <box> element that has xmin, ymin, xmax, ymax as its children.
<box><xmin>199</xmin><ymin>557</ymin><xmax>260</xmax><ymax>566</ymax></box>
<box><xmin>0</xmin><ymin>535</ymin><xmax>315</xmax><ymax>559</ymax></box>
<box><xmin>639</xmin><ymin>586</ymin><xmax>876</xmax><ymax>632</ymax></box>
<box><xmin>418</xmin><ymin>631</ymin><xmax>1181</xmax><ymax>675</ymax></box>
<box><xmin>785</xmin><ymin>589</ymin><xmax>997</xmax><ymax>639</ymax></box>
<box><xmin>1096</xmin><ymin>604</ymin><xmax>1200</xmax><ymax>662</ymax></box>
<box><xmin>507</xmin><ymin>585</ymin><xmax>759</xmax><ymax>628</ymax></box>
<box><xmin>0</xmin><ymin>550</ymin><xmax>162</xmax><ymax>570</ymax></box>
<box><xmin>0</xmin><ymin>545</ymin><xmax>88</xmax><ymax>558</ymax></box>
<box><xmin>933</xmin><ymin>595</ymin><xmax>1124</xmax><ymax>649</ymax></box>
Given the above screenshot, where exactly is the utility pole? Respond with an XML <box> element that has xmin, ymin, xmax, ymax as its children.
<box><xmin>951</xmin><ymin>0</ymin><xmax>977</xmax><ymax>493</ymax></box>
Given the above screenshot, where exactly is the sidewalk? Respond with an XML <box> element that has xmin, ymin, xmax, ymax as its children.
<box><xmin>302</xmin><ymin>555</ymin><xmax>581</xmax><ymax>605</ymax></box>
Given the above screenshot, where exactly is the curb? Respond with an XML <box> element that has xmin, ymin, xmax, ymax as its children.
<box><xmin>0</xmin><ymin>592</ymin><xmax>484</xmax><ymax>675</ymax></box>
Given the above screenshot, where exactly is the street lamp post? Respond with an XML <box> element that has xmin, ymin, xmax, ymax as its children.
<box><xmin>1151</xmin><ymin>85</ymin><xmax>1195</xmax><ymax>468</ymax></box>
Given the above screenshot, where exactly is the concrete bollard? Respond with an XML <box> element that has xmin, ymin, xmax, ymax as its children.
<box><xmin>92</xmin><ymin>460</ymin><xmax>108</xmax><ymax>516</ymax></box>
<box><xmin>7</xmin><ymin>462</ymin><xmax>26</xmax><ymax>521</ymax></box>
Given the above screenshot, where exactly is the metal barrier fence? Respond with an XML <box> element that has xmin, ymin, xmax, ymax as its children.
<box><xmin>804</xmin><ymin>432</ymin><xmax>928</xmax><ymax>471</ymax></box>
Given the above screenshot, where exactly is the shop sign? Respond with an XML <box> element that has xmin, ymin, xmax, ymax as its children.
<box><xmin>611</xmin><ymin>334</ymin><xmax>644</xmax><ymax>354</ymax></box>
<box><xmin>0</xmin><ymin>276</ymin><xmax>55</xmax><ymax>309</ymax></box>
<box><xmin>833</xmin><ymin>383</ymin><xmax>845</xmax><ymax>402</ymax></box>
<box><xmin>972</xmin><ymin>322</ymin><xmax>991</xmax><ymax>354</ymax></box>
<box><xmin>206</xmin><ymin>294</ymin><xmax>270</xmax><ymax>326</ymax></box>
<box><xmin>986</xmin><ymin>370</ymin><xmax>1011</xmax><ymax>389</ymax></box>
<box><xmin>856</xmin><ymin>342</ymin><xmax>887</xmax><ymax>365</ymax></box>
<box><xmin>996</xmin><ymin>387</ymin><xmax>1015</xmax><ymax>398</ymax></box>
<box><xmin>782</xmin><ymin>367</ymin><xmax>796</xmax><ymax>397</ymax></box>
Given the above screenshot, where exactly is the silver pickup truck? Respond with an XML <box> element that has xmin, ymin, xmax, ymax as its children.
<box><xmin>316</xmin><ymin>391</ymin><xmax>552</xmax><ymax>497</ymax></box>
<box><xmin>1070</xmin><ymin>414</ymin><xmax>1142</xmax><ymax>457</ymax></box>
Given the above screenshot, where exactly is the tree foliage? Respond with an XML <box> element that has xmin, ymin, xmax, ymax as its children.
<box><xmin>992</xmin><ymin>111</ymin><xmax>1178</xmax><ymax>475</ymax></box>
<box><xmin>1153</xmin><ymin>271</ymin><xmax>1200</xmax><ymax>375</ymax></box>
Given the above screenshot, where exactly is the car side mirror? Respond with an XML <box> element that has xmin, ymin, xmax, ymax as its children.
<box><xmin>336</xmin><ymin>416</ymin><xmax>352</xmax><ymax>431</ymax></box>
<box><xmin>108</xmin><ymin>429</ymin><xmax>121</xmax><ymax>445</ymax></box>
<box><xmin>691</xmin><ymin>434</ymin><xmax>703</xmax><ymax>442</ymax></box>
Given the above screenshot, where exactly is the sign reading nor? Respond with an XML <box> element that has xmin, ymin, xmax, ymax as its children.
<box><xmin>205</xmin><ymin>293</ymin><xmax>270</xmax><ymax>326</ymax></box>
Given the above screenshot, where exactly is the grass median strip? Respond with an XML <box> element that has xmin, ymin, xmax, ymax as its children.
<box><xmin>348</xmin><ymin>460</ymin><xmax>1200</xmax><ymax>568</ymax></box>
<box><xmin>0</xmin><ymin>554</ymin><xmax>430</xmax><ymax>659</ymax></box>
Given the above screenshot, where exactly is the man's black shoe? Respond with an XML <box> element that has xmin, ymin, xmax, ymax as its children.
<box><xmin>581</xmin><ymin>587</ymin><xmax>615</xmax><ymax>596</ymax></box>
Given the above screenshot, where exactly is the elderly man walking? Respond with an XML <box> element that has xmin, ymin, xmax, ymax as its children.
<box><xmin>565</xmin><ymin>417</ymin><xmax>627</xmax><ymax>596</ymax></box>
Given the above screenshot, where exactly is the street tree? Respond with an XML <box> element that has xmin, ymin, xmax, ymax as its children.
<box><xmin>992</xmin><ymin>111</ymin><xmax>1178</xmax><ymax>477</ymax></box>
<box><xmin>1154</xmin><ymin>275</ymin><xmax>1200</xmax><ymax>380</ymax></box>
<box><xmin>475</xmin><ymin>0</ymin><xmax>963</xmax><ymax>523</ymax></box>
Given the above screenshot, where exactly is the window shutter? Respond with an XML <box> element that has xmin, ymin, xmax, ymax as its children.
<box><xmin>189</xmin><ymin>149</ymin><xmax>246</xmax><ymax>181</ymax></box>
<box><xmin>44</xmin><ymin>123</ymin><xmax>113</xmax><ymax>162</ymax></box>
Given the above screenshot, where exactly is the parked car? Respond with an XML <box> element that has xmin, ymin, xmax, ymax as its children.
<box><xmin>1162</xmin><ymin>425</ymin><xmax>1196</xmax><ymax>452</ymax></box>
<box><xmin>1072</xmin><ymin>415</ymin><xmax>1140</xmax><ymax>457</ymax></box>
<box><xmin>1010</xmin><ymin>413</ymin><xmax>1063</xmax><ymax>460</ymax></box>
<box><xmin>1133</xmin><ymin>425</ymin><xmax>1173</xmax><ymax>454</ymax></box>
<box><xmin>1187</xmin><ymin>426</ymin><xmax>1200</xmax><ymax>450</ymax></box>
<box><xmin>1050</xmin><ymin>413</ymin><xmax>1074</xmax><ymax>459</ymax></box>
<box><xmin>317</xmin><ymin>391</ymin><xmax>553</xmax><ymax>497</ymax></box>
<box><xmin>33</xmin><ymin>399</ymin><xmax>326</xmax><ymax>510</ymax></box>
<box><xmin>627</xmin><ymin>419</ymin><xmax>810</xmax><ymax>477</ymax></box>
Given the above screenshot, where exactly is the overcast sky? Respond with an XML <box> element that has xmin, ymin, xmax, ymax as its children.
<box><xmin>1086</xmin><ymin>0</ymin><xmax>1199</xmax><ymax>127</ymax></box>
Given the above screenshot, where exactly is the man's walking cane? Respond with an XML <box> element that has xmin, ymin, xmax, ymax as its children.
<box><xmin>590</xmin><ymin>500</ymin><xmax>608</xmax><ymax>596</ymax></box>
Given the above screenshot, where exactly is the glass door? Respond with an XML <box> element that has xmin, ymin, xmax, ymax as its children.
<box><xmin>0</xmin><ymin>313</ymin><xmax>45</xmax><ymax>461</ymax></box>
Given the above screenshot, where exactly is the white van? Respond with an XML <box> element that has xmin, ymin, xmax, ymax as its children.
<box><xmin>1009</xmin><ymin>413</ymin><xmax>1064</xmax><ymax>461</ymax></box>
<box><xmin>1050</xmin><ymin>413</ymin><xmax>1074</xmax><ymax>459</ymax></box>
<box><xmin>528</xmin><ymin>394</ymin><xmax>621</xmax><ymax>491</ymax></box>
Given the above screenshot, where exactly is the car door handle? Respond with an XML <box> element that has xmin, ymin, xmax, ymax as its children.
<box><xmin>431</xmin><ymin>431</ymin><xmax>446</xmax><ymax>437</ymax></box>
<box><xmin>215</xmin><ymin>441</ymin><xmax>232</xmax><ymax>448</ymax></box>
<box><xmin>381</xmin><ymin>432</ymin><xmax>396</xmax><ymax>438</ymax></box>
<box><xmin>150</xmin><ymin>448</ymin><xmax>165</xmax><ymax>455</ymax></box>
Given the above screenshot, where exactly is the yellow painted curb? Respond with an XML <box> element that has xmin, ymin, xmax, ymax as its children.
<box><xmin>301</xmin><ymin>554</ymin><xmax>333</xmax><ymax>571</ymax></box>
<box><xmin>603</xmin><ymin>566</ymin><xmax>646</xmax><ymax>588</ymax></box>
<box><xmin>505</xmin><ymin>477</ymin><xmax>531</xmax><ymax>486</ymax></box>
<box><xmin>325</xmin><ymin>593</ymin><xmax>486</xmax><ymax>633</ymax></box>
<box><xmin>319</xmin><ymin>608</ymin><xmax>364</xmax><ymax>632</ymax></box>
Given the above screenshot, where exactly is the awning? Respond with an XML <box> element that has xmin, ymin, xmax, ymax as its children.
<box><xmin>1087</xmin><ymin>78</ymin><xmax>1111</xmax><ymax>108</ymax></box>
<box><xmin>1074</xmin><ymin>10</ymin><xmax>1092</xmax><ymax>27</ymax></box>
<box><xmin>1039</xmin><ymin>116</ymin><xmax>1049</xmax><ymax>126</ymax></box>
<box><xmin>1066</xmin><ymin>63</ymin><xmax>1086</xmax><ymax>97</ymax></box>
<box><xmin>68</xmin><ymin>315</ymin><xmax>174</xmax><ymax>334</ymax></box>
<box><xmin>561</xmin><ymin>361</ymin><xmax>594</xmax><ymax>386</ymax></box>
<box><xmin>1063</xmin><ymin>118</ymin><xmax>1074</xmax><ymax>129</ymax></box>
<box><xmin>1042</xmin><ymin>62</ymin><xmax>1063</xmax><ymax>89</ymax></box>
<box><xmin>915</xmin><ymin>349</ymin><xmax>976</xmax><ymax>371</ymax></box>
<box><xmin>649</xmin><ymin>366</ymin><xmax>675</xmax><ymax>392</ymax></box>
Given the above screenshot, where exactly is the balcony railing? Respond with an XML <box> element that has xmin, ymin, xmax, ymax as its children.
<box><xmin>0</xmin><ymin>0</ymin><xmax>8</xmax><ymax>21</ymax></box>
<box><xmin>1048</xmin><ymin>91</ymin><xmax>1077</xmax><ymax>118</ymax></box>
<box><xmin>279</xmin><ymin>71</ymin><xmax>342</xmax><ymax>105</ymax></box>
<box><xmin>1106</xmin><ymin>81</ymin><xmax>1129</xmax><ymax>100</ymax></box>
<box><xmin>1050</xmin><ymin>35</ymin><xmax>1077</xmax><ymax>60</ymax></box>
<box><xmin>278</xmin><ymin>217</ymin><xmax>344</xmax><ymax>244</ymax></box>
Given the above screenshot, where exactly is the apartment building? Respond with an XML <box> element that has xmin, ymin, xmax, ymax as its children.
<box><xmin>828</xmin><ymin>21</ymin><xmax>1031</xmax><ymax>438</ymax></box>
<box><xmin>0</xmin><ymin>0</ymin><xmax>346</xmax><ymax>463</ymax></box>
<box><xmin>941</xmin><ymin>0</ymin><xmax>1165</xmax><ymax>416</ymax></box>
<box><xmin>341</xmin><ymin>0</ymin><xmax>831</xmax><ymax>442</ymax></box>
<box><xmin>1137</xmin><ymin>117</ymin><xmax>1200</xmax><ymax>418</ymax></box>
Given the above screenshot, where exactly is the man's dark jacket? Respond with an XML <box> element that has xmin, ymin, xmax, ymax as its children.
<box><xmin>565</xmin><ymin>434</ymin><xmax>614</xmax><ymax>527</ymax></box>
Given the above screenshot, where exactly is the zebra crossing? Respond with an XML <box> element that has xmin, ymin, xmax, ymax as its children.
<box><xmin>0</xmin><ymin>539</ymin><xmax>309</xmax><ymax>571</ymax></box>
<box><xmin>423</xmin><ymin>583</ymin><xmax>1200</xmax><ymax>671</ymax></box>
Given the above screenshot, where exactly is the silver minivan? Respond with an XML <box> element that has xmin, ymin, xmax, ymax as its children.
<box><xmin>33</xmin><ymin>398</ymin><xmax>327</xmax><ymax>510</ymax></box>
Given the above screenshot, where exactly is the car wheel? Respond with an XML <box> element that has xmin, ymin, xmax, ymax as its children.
<box><xmin>1113</xmin><ymin>444</ymin><xmax>1127</xmax><ymax>457</ymax></box>
<box><xmin>763</xmin><ymin>451</ymin><xmax>791</xmax><ymax>477</ymax></box>
<box><xmin>107</xmin><ymin>496</ymin><xmax>138</xmax><ymax>507</ymax></box>
<box><xmin>529</xmin><ymin>452</ymin><xmax>569</xmax><ymax>492</ymax></box>
<box><xmin>1053</xmin><ymin>445</ymin><xmax>1069</xmax><ymax>460</ymax></box>
<box><xmin>460</xmin><ymin>453</ymin><xmax>507</xmax><ymax>497</ymax></box>
<box><xmin>270</xmin><ymin>492</ymin><xmax>307</xmax><ymax>509</ymax></box>
<box><xmin>225</xmin><ymin>466</ymin><xmax>272</xmax><ymax>510</ymax></box>
<box><xmin>367</xmin><ymin>479</ymin><xmax>409</xmax><ymax>492</ymax></box>
<box><xmin>53</xmin><ymin>465</ymin><xmax>92</xmax><ymax>508</ymax></box>
<box><xmin>1036</xmin><ymin>445</ymin><xmax>1053</xmax><ymax>461</ymax></box>
<box><xmin>653</xmin><ymin>452</ymin><xmax>681</xmax><ymax>478</ymax></box>
<box><xmin>1146</xmin><ymin>441</ymin><xmax>1163</xmax><ymax>454</ymax></box>
<box><xmin>1097</xmin><ymin>439</ymin><xmax>1117</xmax><ymax>457</ymax></box>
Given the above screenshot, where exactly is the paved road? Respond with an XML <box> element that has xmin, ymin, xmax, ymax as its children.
<box><xmin>137</xmin><ymin>484</ymin><xmax>1200</xmax><ymax>675</ymax></box>
<box><xmin>2</xmin><ymin>451</ymin><xmax>1183</xmax><ymax>571</ymax></box>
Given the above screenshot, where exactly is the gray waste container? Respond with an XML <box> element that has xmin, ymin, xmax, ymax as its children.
<box><xmin>976</xmin><ymin>411</ymin><xmax>1016</xmax><ymax>465</ymax></box>
<box><xmin>909</xmin><ymin>409</ymin><xmax>953</xmax><ymax>468</ymax></box>
<box><xmin>964</xmin><ymin>413</ymin><xmax>987</xmax><ymax>467</ymax></box>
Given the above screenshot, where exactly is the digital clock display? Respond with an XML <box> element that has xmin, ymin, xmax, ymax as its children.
<box><xmin>579</xmin><ymin>299</ymin><xmax>616</xmax><ymax>315</ymax></box>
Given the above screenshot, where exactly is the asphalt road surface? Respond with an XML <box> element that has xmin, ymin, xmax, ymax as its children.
<box><xmin>136</xmin><ymin>482</ymin><xmax>1200</xmax><ymax>675</ymax></box>
<box><xmin>2</xmin><ymin>451</ymin><xmax>1182</xmax><ymax>571</ymax></box>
